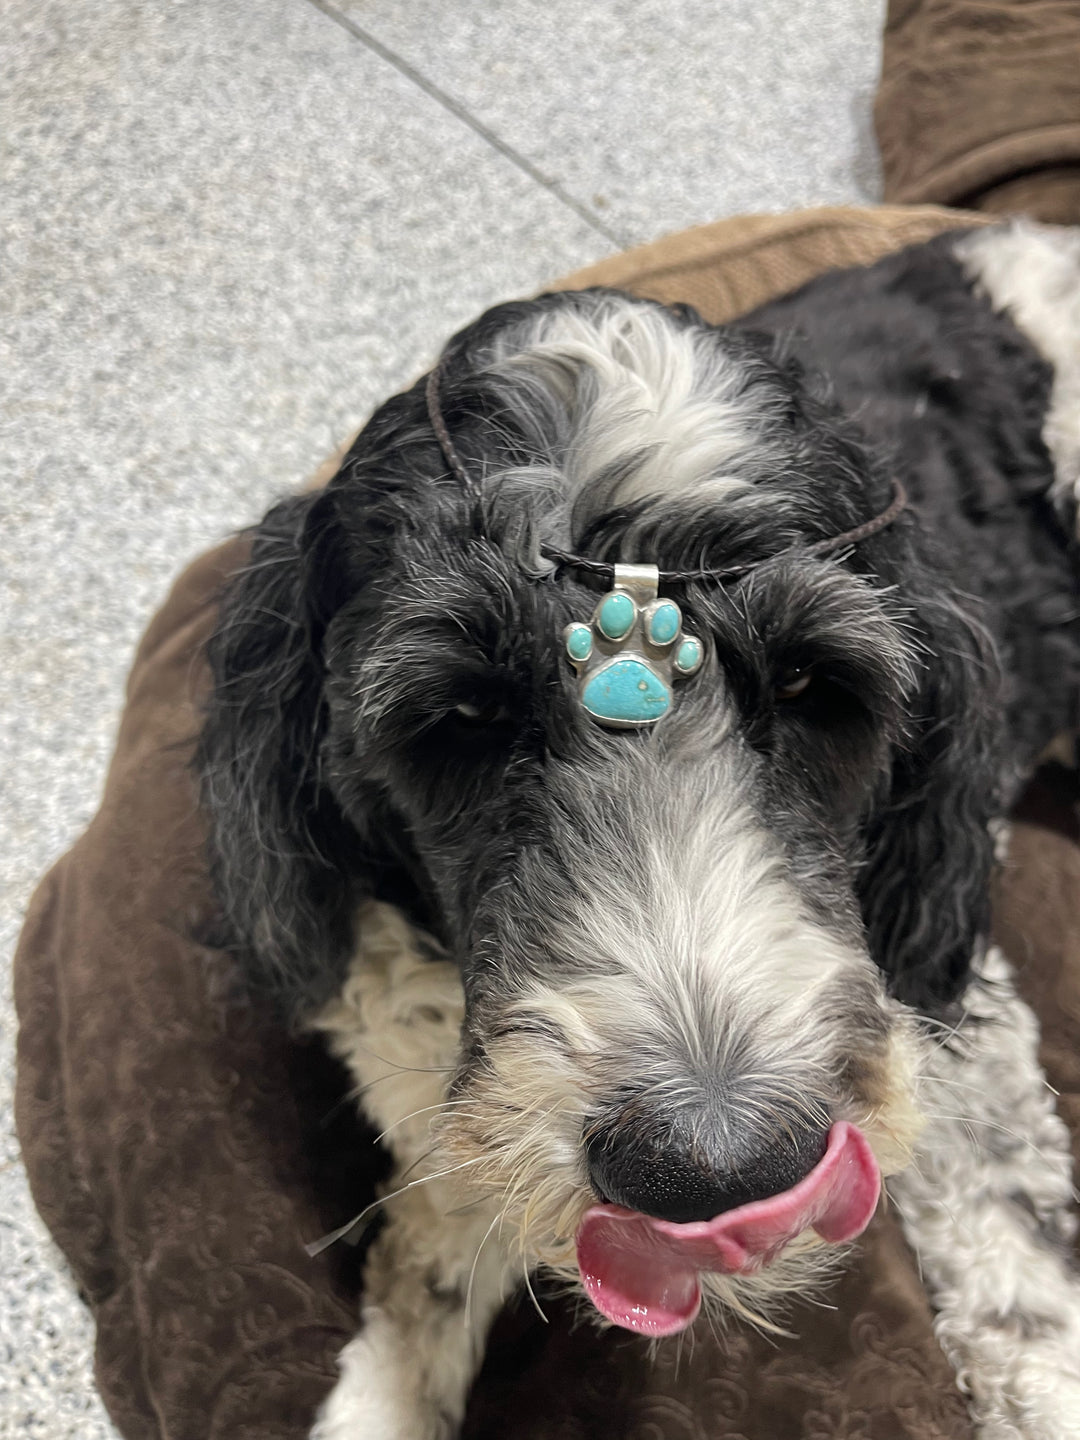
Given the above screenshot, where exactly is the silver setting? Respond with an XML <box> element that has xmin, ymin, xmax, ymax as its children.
<box><xmin>563</xmin><ymin>565</ymin><xmax>705</xmax><ymax>731</ymax></box>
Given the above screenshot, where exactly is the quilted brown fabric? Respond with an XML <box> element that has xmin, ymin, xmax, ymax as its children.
<box><xmin>13</xmin><ymin>544</ymin><xmax>368</xmax><ymax>1440</ymax></box>
<box><xmin>876</xmin><ymin>0</ymin><xmax>1080</xmax><ymax>221</ymax></box>
<box><xmin>13</xmin><ymin>203</ymin><xmax>1079</xmax><ymax>1439</ymax></box>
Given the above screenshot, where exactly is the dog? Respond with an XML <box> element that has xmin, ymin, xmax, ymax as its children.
<box><xmin>198</xmin><ymin>220</ymin><xmax>1080</xmax><ymax>1439</ymax></box>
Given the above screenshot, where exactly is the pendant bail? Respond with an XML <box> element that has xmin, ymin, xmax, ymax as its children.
<box><xmin>612</xmin><ymin>563</ymin><xmax>659</xmax><ymax>606</ymax></box>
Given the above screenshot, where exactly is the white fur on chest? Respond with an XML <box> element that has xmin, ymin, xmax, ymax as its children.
<box><xmin>309</xmin><ymin>903</ymin><xmax>512</xmax><ymax>1440</ymax></box>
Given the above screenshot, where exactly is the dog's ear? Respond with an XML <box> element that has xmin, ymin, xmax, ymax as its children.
<box><xmin>857</xmin><ymin>593</ymin><xmax>1001</xmax><ymax>1012</ymax></box>
<box><xmin>199</xmin><ymin>488</ymin><xmax>367</xmax><ymax>1017</ymax></box>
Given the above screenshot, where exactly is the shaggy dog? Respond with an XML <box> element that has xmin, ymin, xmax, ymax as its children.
<box><xmin>199</xmin><ymin>221</ymin><xmax>1080</xmax><ymax>1439</ymax></box>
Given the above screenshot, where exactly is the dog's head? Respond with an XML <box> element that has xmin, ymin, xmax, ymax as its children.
<box><xmin>200</xmin><ymin>289</ymin><xmax>1000</xmax><ymax>1333</ymax></box>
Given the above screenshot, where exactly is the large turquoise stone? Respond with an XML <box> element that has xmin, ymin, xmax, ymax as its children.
<box><xmin>647</xmin><ymin>600</ymin><xmax>681</xmax><ymax>646</ymax></box>
<box><xmin>597</xmin><ymin>591</ymin><xmax>635</xmax><ymax>640</ymax></box>
<box><xmin>582</xmin><ymin>658</ymin><xmax>671</xmax><ymax>726</ymax></box>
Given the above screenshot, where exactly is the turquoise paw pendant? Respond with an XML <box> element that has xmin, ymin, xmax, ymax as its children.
<box><xmin>563</xmin><ymin>564</ymin><xmax>704</xmax><ymax>730</ymax></box>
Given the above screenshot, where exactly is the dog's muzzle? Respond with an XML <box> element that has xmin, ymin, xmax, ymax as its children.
<box><xmin>576</xmin><ymin>1122</ymin><xmax>880</xmax><ymax>1335</ymax></box>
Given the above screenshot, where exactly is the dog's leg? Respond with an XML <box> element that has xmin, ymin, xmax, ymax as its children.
<box><xmin>309</xmin><ymin>903</ymin><xmax>515</xmax><ymax>1440</ymax></box>
<box><xmin>890</xmin><ymin>945</ymin><xmax>1080</xmax><ymax>1440</ymax></box>
<box><xmin>311</xmin><ymin>1172</ymin><xmax>512</xmax><ymax>1440</ymax></box>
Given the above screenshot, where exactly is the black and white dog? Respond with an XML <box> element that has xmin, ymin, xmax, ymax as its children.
<box><xmin>199</xmin><ymin>220</ymin><xmax>1080</xmax><ymax>1439</ymax></box>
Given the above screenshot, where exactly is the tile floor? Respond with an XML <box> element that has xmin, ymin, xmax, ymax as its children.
<box><xmin>0</xmin><ymin>2</ymin><xmax>884</xmax><ymax>1433</ymax></box>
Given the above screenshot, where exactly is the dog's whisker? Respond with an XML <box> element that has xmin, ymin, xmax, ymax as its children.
<box><xmin>443</xmin><ymin>1197</ymin><xmax>491</xmax><ymax>1219</ymax></box>
<box><xmin>397</xmin><ymin>1143</ymin><xmax>450</xmax><ymax>1182</ymax></box>
<box><xmin>917</xmin><ymin>1108</ymin><xmax>1055</xmax><ymax>1161</ymax></box>
<box><xmin>520</xmin><ymin>1257</ymin><xmax>549</xmax><ymax>1326</ymax></box>
<box><xmin>350</xmin><ymin>1039</ymin><xmax>455</xmax><ymax>1076</ymax></box>
<box><xmin>349</xmin><ymin>1071</ymin><xmax>433</xmax><ymax>1104</ymax></box>
<box><xmin>914</xmin><ymin>1003</ymin><xmax>985</xmax><ymax>1048</ymax></box>
<box><xmin>304</xmin><ymin>1156</ymin><xmax>488</xmax><ymax>1257</ymax></box>
<box><xmin>464</xmin><ymin>1209</ymin><xmax>505</xmax><ymax>1337</ymax></box>
<box><xmin>376</xmin><ymin>1100</ymin><xmax>483</xmax><ymax>1143</ymax></box>
<box><xmin>394</xmin><ymin>1154</ymin><xmax>486</xmax><ymax>1196</ymax></box>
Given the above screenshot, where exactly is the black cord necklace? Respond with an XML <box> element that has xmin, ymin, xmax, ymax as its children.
<box><xmin>425</xmin><ymin>355</ymin><xmax>907</xmax><ymax>588</ymax></box>
<box><xmin>424</xmin><ymin>353</ymin><xmax>907</xmax><ymax>730</ymax></box>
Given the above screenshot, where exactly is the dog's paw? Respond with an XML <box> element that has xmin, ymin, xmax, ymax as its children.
<box><xmin>563</xmin><ymin>588</ymin><xmax>702</xmax><ymax>728</ymax></box>
<box><xmin>312</xmin><ymin>1316</ymin><xmax>460</xmax><ymax>1440</ymax></box>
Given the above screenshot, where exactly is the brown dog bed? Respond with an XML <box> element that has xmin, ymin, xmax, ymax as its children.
<box><xmin>14</xmin><ymin>198</ymin><xmax>1080</xmax><ymax>1440</ymax></box>
<box><xmin>876</xmin><ymin>0</ymin><xmax>1080</xmax><ymax>223</ymax></box>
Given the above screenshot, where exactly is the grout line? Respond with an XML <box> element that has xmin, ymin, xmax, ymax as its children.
<box><xmin>304</xmin><ymin>0</ymin><xmax>628</xmax><ymax>250</ymax></box>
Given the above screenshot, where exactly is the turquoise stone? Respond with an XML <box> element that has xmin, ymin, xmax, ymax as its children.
<box><xmin>566</xmin><ymin>623</ymin><xmax>593</xmax><ymax>663</ymax></box>
<box><xmin>597</xmin><ymin>590</ymin><xmax>635</xmax><ymax>640</ymax></box>
<box><xmin>582</xmin><ymin>658</ymin><xmax>671</xmax><ymax>726</ymax></box>
<box><xmin>647</xmin><ymin>600</ymin><xmax>681</xmax><ymax>646</ymax></box>
<box><xmin>674</xmin><ymin>636</ymin><xmax>703</xmax><ymax>675</ymax></box>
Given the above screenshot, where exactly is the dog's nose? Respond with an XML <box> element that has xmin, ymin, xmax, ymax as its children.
<box><xmin>585</xmin><ymin>1106</ymin><xmax>830</xmax><ymax>1224</ymax></box>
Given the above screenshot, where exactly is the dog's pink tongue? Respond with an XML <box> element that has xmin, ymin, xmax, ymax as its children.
<box><xmin>575</xmin><ymin>1122</ymin><xmax>880</xmax><ymax>1336</ymax></box>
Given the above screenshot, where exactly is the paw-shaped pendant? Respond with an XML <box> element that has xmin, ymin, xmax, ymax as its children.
<box><xmin>562</xmin><ymin>564</ymin><xmax>703</xmax><ymax>729</ymax></box>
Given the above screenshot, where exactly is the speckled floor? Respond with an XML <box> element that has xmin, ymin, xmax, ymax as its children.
<box><xmin>0</xmin><ymin>1</ymin><xmax>884</xmax><ymax>1433</ymax></box>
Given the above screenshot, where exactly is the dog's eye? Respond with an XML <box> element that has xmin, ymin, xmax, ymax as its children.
<box><xmin>453</xmin><ymin>698</ymin><xmax>509</xmax><ymax>726</ymax></box>
<box><xmin>774</xmin><ymin>668</ymin><xmax>814</xmax><ymax>702</ymax></box>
